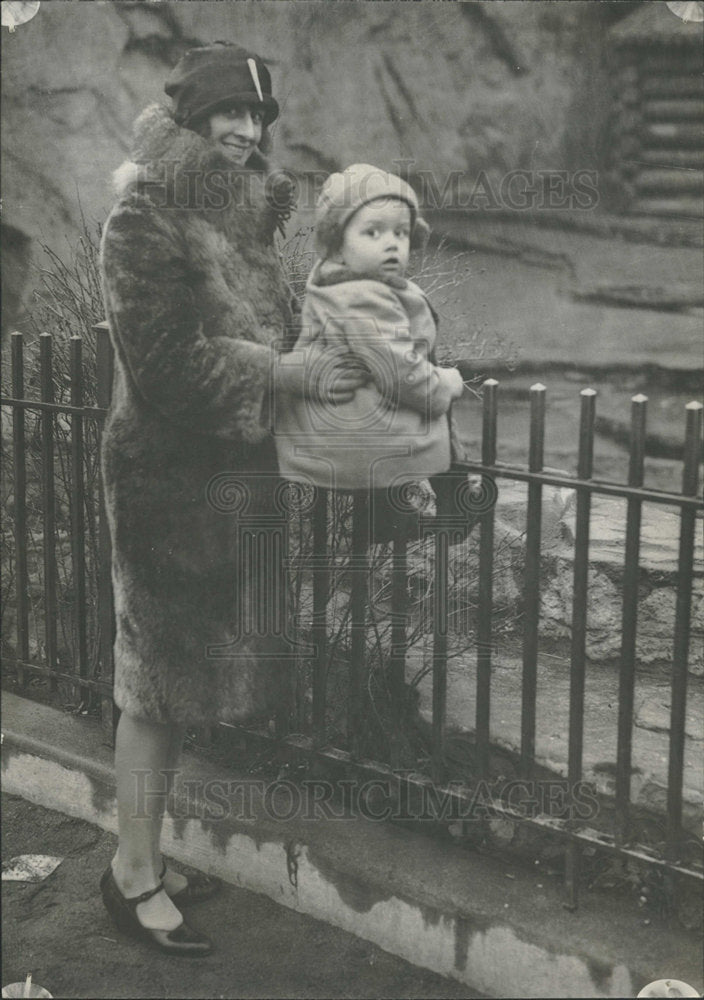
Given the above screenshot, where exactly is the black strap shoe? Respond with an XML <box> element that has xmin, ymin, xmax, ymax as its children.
<box><xmin>100</xmin><ymin>866</ymin><xmax>213</xmax><ymax>957</ymax></box>
<box><xmin>159</xmin><ymin>862</ymin><xmax>221</xmax><ymax>906</ymax></box>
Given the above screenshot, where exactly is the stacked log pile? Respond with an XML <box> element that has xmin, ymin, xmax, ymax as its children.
<box><xmin>608</xmin><ymin>7</ymin><xmax>703</xmax><ymax>219</ymax></box>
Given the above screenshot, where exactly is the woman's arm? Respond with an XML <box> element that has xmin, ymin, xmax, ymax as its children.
<box><xmin>101</xmin><ymin>197</ymin><xmax>275</xmax><ymax>442</ymax></box>
<box><xmin>274</xmin><ymin>347</ymin><xmax>369</xmax><ymax>403</ymax></box>
<box><xmin>333</xmin><ymin>283</ymin><xmax>463</xmax><ymax>419</ymax></box>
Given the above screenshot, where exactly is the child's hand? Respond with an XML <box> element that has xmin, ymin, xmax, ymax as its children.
<box><xmin>448</xmin><ymin>367</ymin><xmax>465</xmax><ymax>399</ymax></box>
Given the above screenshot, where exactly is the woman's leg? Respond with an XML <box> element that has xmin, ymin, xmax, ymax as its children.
<box><xmin>111</xmin><ymin>711</ymin><xmax>183</xmax><ymax>931</ymax></box>
<box><xmin>151</xmin><ymin>722</ymin><xmax>190</xmax><ymax>897</ymax></box>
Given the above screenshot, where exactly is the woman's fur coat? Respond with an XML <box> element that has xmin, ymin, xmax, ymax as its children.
<box><xmin>100</xmin><ymin>104</ymin><xmax>298</xmax><ymax>725</ymax></box>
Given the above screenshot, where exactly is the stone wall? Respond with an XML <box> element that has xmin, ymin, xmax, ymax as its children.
<box><xmin>492</xmin><ymin>482</ymin><xmax>704</xmax><ymax>675</ymax></box>
<box><xmin>1</xmin><ymin>0</ymin><xmax>615</xmax><ymax>330</ymax></box>
<box><xmin>385</xmin><ymin>479</ymin><xmax>703</xmax><ymax>676</ymax></box>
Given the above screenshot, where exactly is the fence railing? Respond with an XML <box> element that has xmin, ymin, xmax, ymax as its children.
<box><xmin>1</xmin><ymin>323</ymin><xmax>702</xmax><ymax>910</ymax></box>
<box><xmin>3</xmin><ymin>327</ymin><xmax>114</xmax><ymax>743</ymax></box>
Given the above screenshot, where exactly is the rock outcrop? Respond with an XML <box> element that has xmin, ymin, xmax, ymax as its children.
<box><xmin>2</xmin><ymin>0</ymin><xmax>615</xmax><ymax>330</ymax></box>
<box><xmin>452</xmin><ymin>480</ymin><xmax>704</xmax><ymax>674</ymax></box>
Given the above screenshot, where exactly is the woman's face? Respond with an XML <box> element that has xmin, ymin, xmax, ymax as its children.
<box><xmin>207</xmin><ymin>104</ymin><xmax>264</xmax><ymax>164</ymax></box>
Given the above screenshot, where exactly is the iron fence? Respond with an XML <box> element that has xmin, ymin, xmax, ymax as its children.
<box><xmin>2</xmin><ymin>327</ymin><xmax>114</xmax><ymax>743</ymax></box>
<box><xmin>1</xmin><ymin>323</ymin><xmax>702</xmax><ymax>909</ymax></box>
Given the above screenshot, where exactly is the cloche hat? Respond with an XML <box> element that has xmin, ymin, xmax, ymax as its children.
<box><xmin>165</xmin><ymin>42</ymin><xmax>279</xmax><ymax>131</ymax></box>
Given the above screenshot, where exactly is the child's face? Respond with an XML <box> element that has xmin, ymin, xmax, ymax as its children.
<box><xmin>337</xmin><ymin>199</ymin><xmax>411</xmax><ymax>277</ymax></box>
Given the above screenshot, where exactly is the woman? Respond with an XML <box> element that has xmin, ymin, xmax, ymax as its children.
<box><xmin>99</xmin><ymin>42</ymin><xmax>364</xmax><ymax>956</ymax></box>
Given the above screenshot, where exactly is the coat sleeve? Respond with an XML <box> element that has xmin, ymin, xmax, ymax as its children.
<box><xmin>447</xmin><ymin>404</ymin><xmax>468</xmax><ymax>462</ymax></box>
<box><xmin>100</xmin><ymin>198</ymin><xmax>274</xmax><ymax>442</ymax></box>
<box><xmin>330</xmin><ymin>283</ymin><xmax>464</xmax><ymax>420</ymax></box>
<box><xmin>428</xmin><ymin>344</ymin><xmax>468</xmax><ymax>464</ymax></box>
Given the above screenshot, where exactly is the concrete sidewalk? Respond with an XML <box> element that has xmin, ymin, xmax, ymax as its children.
<box><xmin>1</xmin><ymin>793</ymin><xmax>478</xmax><ymax>1000</ymax></box>
<box><xmin>3</xmin><ymin>692</ymin><xmax>702</xmax><ymax>999</ymax></box>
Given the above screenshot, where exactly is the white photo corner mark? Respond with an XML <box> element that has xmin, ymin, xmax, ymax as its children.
<box><xmin>664</xmin><ymin>1</ymin><xmax>704</xmax><ymax>22</ymax></box>
<box><xmin>1</xmin><ymin>1</ymin><xmax>41</xmax><ymax>33</ymax></box>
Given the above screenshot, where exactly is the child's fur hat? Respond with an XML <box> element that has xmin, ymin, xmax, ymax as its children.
<box><xmin>315</xmin><ymin>163</ymin><xmax>430</xmax><ymax>257</ymax></box>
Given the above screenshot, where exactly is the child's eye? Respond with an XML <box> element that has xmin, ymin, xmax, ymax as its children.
<box><xmin>251</xmin><ymin>109</ymin><xmax>264</xmax><ymax>125</ymax></box>
<box><xmin>364</xmin><ymin>228</ymin><xmax>380</xmax><ymax>238</ymax></box>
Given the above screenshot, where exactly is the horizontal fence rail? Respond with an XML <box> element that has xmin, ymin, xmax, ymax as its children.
<box><xmin>2</xmin><ymin>325</ymin><xmax>702</xmax><ymax>911</ymax></box>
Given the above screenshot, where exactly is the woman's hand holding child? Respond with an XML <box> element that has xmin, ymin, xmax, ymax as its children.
<box><xmin>275</xmin><ymin>345</ymin><xmax>370</xmax><ymax>405</ymax></box>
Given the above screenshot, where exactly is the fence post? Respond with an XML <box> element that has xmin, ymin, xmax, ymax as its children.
<box><xmin>476</xmin><ymin>379</ymin><xmax>498</xmax><ymax>779</ymax></box>
<box><xmin>565</xmin><ymin>387</ymin><xmax>596</xmax><ymax>910</ymax></box>
<box><xmin>348</xmin><ymin>491</ymin><xmax>370</xmax><ymax>754</ymax></box>
<box><xmin>432</xmin><ymin>527</ymin><xmax>449</xmax><ymax>783</ymax></box>
<box><xmin>70</xmin><ymin>336</ymin><xmax>89</xmax><ymax>705</ymax></box>
<box><xmin>11</xmin><ymin>332</ymin><xmax>28</xmax><ymax>687</ymax></box>
<box><xmin>40</xmin><ymin>333</ymin><xmax>58</xmax><ymax>692</ymax></box>
<box><xmin>312</xmin><ymin>487</ymin><xmax>329</xmax><ymax>743</ymax></box>
<box><xmin>615</xmin><ymin>394</ymin><xmax>647</xmax><ymax>845</ymax></box>
<box><xmin>389</xmin><ymin>529</ymin><xmax>409</xmax><ymax>769</ymax></box>
<box><xmin>95</xmin><ymin>322</ymin><xmax>116</xmax><ymax>743</ymax></box>
<box><xmin>666</xmin><ymin>400</ymin><xmax>703</xmax><ymax>861</ymax></box>
<box><xmin>520</xmin><ymin>383</ymin><xmax>546</xmax><ymax>778</ymax></box>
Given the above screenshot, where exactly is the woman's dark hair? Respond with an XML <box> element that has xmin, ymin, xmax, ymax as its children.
<box><xmin>192</xmin><ymin>103</ymin><xmax>273</xmax><ymax>155</ymax></box>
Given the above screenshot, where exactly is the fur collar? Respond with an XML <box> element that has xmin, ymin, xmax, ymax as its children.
<box><xmin>112</xmin><ymin>103</ymin><xmax>286</xmax><ymax>241</ymax></box>
<box><xmin>113</xmin><ymin>104</ymin><xmax>270</xmax><ymax>195</ymax></box>
<box><xmin>311</xmin><ymin>259</ymin><xmax>439</xmax><ymax>326</ymax></box>
<box><xmin>312</xmin><ymin>259</ymin><xmax>409</xmax><ymax>290</ymax></box>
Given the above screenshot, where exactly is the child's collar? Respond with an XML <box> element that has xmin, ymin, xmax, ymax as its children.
<box><xmin>313</xmin><ymin>259</ymin><xmax>408</xmax><ymax>290</ymax></box>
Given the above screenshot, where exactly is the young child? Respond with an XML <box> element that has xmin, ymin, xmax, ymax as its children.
<box><xmin>274</xmin><ymin>163</ymin><xmax>466</xmax><ymax>527</ymax></box>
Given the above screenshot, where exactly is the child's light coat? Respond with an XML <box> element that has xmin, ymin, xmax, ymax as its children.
<box><xmin>275</xmin><ymin>260</ymin><xmax>463</xmax><ymax>490</ymax></box>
